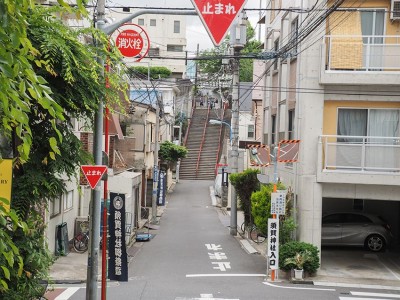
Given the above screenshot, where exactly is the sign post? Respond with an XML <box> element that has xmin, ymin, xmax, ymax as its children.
<box><xmin>190</xmin><ymin>0</ymin><xmax>248</xmax><ymax>46</ymax></box>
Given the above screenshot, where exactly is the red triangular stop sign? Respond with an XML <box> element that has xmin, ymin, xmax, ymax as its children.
<box><xmin>81</xmin><ymin>165</ymin><xmax>108</xmax><ymax>189</ymax></box>
<box><xmin>191</xmin><ymin>0</ymin><xmax>247</xmax><ymax>46</ymax></box>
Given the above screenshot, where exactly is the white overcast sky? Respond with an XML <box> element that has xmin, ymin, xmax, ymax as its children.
<box><xmin>106</xmin><ymin>0</ymin><xmax>264</xmax><ymax>53</ymax></box>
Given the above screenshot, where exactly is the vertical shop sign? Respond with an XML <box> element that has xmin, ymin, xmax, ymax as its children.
<box><xmin>267</xmin><ymin>218</ymin><xmax>279</xmax><ymax>270</ymax></box>
<box><xmin>0</xmin><ymin>159</ymin><xmax>13</xmax><ymax>211</ymax></box>
<box><xmin>108</xmin><ymin>192</ymin><xmax>128</xmax><ymax>281</ymax></box>
<box><xmin>157</xmin><ymin>171</ymin><xmax>166</xmax><ymax>206</ymax></box>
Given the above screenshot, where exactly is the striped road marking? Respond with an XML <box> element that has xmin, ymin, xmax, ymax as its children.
<box><xmin>348</xmin><ymin>291</ymin><xmax>400</xmax><ymax>298</ymax></box>
<box><xmin>176</xmin><ymin>294</ymin><xmax>239</xmax><ymax>300</ymax></box>
<box><xmin>186</xmin><ymin>273</ymin><xmax>265</xmax><ymax>278</ymax></box>
<box><xmin>54</xmin><ymin>287</ymin><xmax>80</xmax><ymax>300</ymax></box>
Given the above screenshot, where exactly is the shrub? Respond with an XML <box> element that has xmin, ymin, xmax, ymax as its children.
<box><xmin>159</xmin><ymin>141</ymin><xmax>188</xmax><ymax>163</ymax></box>
<box><xmin>250</xmin><ymin>182</ymin><xmax>285</xmax><ymax>235</ymax></box>
<box><xmin>279</xmin><ymin>241</ymin><xmax>320</xmax><ymax>273</ymax></box>
<box><xmin>229</xmin><ymin>169</ymin><xmax>260</xmax><ymax>226</ymax></box>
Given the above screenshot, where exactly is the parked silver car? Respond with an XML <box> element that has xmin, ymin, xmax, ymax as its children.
<box><xmin>321</xmin><ymin>212</ymin><xmax>392</xmax><ymax>252</ymax></box>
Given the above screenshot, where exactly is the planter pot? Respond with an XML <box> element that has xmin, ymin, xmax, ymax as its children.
<box><xmin>294</xmin><ymin>269</ymin><xmax>304</xmax><ymax>280</ymax></box>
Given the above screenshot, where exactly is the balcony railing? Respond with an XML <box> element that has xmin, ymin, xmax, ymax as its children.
<box><xmin>325</xmin><ymin>35</ymin><xmax>400</xmax><ymax>71</ymax></box>
<box><xmin>320</xmin><ymin>135</ymin><xmax>400</xmax><ymax>173</ymax></box>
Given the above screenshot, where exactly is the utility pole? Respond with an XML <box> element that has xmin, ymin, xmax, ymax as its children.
<box><xmin>87</xmin><ymin>1</ymin><xmax>105</xmax><ymax>300</ymax></box>
<box><xmin>151</xmin><ymin>93</ymin><xmax>160</xmax><ymax>224</ymax></box>
<box><xmin>229</xmin><ymin>13</ymin><xmax>247</xmax><ymax>236</ymax></box>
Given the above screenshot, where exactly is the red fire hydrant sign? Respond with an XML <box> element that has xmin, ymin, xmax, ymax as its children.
<box><xmin>190</xmin><ymin>0</ymin><xmax>247</xmax><ymax>46</ymax></box>
<box><xmin>81</xmin><ymin>165</ymin><xmax>108</xmax><ymax>189</ymax></box>
<box><xmin>112</xmin><ymin>24</ymin><xmax>150</xmax><ymax>62</ymax></box>
<box><xmin>116</xmin><ymin>29</ymin><xmax>143</xmax><ymax>57</ymax></box>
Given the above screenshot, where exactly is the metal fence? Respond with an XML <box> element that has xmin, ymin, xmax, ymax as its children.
<box><xmin>320</xmin><ymin>135</ymin><xmax>400</xmax><ymax>172</ymax></box>
<box><xmin>325</xmin><ymin>35</ymin><xmax>400</xmax><ymax>71</ymax></box>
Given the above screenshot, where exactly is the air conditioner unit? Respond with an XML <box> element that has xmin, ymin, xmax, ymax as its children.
<box><xmin>391</xmin><ymin>0</ymin><xmax>400</xmax><ymax>20</ymax></box>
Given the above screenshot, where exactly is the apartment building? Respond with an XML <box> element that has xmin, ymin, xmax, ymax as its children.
<box><xmin>257</xmin><ymin>0</ymin><xmax>400</xmax><ymax>250</ymax></box>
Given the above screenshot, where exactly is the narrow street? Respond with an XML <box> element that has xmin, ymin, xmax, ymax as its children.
<box><xmin>50</xmin><ymin>180</ymin><xmax>400</xmax><ymax>300</ymax></box>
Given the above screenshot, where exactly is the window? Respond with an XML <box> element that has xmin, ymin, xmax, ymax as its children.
<box><xmin>138</xmin><ymin>18</ymin><xmax>144</xmax><ymax>26</ymax></box>
<box><xmin>288</xmin><ymin>110</ymin><xmax>295</xmax><ymax>139</ymax></box>
<box><xmin>150</xmin><ymin>19</ymin><xmax>156</xmax><ymax>26</ymax></box>
<box><xmin>148</xmin><ymin>48</ymin><xmax>160</xmax><ymax>56</ymax></box>
<box><xmin>167</xmin><ymin>44</ymin><xmax>184</xmax><ymax>52</ymax></box>
<box><xmin>50</xmin><ymin>196</ymin><xmax>61</xmax><ymax>218</ymax></box>
<box><xmin>247</xmin><ymin>124</ymin><xmax>255</xmax><ymax>138</ymax></box>
<box><xmin>290</xmin><ymin>18</ymin><xmax>298</xmax><ymax>56</ymax></box>
<box><xmin>344</xmin><ymin>214</ymin><xmax>372</xmax><ymax>224</ymax></box>
<box><xmin>360</xmin><ymin>10</ymin><xmax>385</xmax><ymax>70</ymax></box>
<box><xmin>63</xmin><ymin>190</ymin><xmax>73</xmax><ymax>211</ymax></box>
<box><xmin>337</xmin><ymin>108</ymin><xmax>400</xmax><ymax>170</ymax></box>
<box><xmin>337</xmin><ymin>108</ymin><xmax>399</xmax><ymax>138</ymax></box>
<box><xmin>174</xmin><ymin>20</ymin><xmax>180</xmax><ymax>33</ymax></box>
<box><xmin>271</xmin><ymin>115</ymin><xmax>276</xmax><ymax>144</ymax></box>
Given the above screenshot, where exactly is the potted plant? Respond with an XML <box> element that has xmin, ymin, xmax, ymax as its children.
<box><xmin>283</xmin><ymin>250</ymin><xmax>313</xmax><ymax>280</ymax></box>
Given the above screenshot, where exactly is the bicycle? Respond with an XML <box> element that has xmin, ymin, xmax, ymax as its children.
<box><xmin>249</xmin><ymin>225</ymin><xmax>267</xmax><ymax>244</ymax></box>
<box><xmin>73</xmin><ymin>221</ymin><xmax>89</xmax><ymax>253</ymax></box>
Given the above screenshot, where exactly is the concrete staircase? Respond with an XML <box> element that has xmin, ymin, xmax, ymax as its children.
<box><xmin>180</xmin><ymin>108</ymin><xmax>225</xmax><ymax>180</ymax></box>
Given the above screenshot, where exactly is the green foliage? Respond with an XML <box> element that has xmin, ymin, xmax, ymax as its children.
<box><xmin>280</xmin><ymin>217</ymin><xmax>297</xmax><ymax>244</ymax></box>
<box><xmin>283</xmin><ymin>250</ymin><xmax>314</xmax><ymax>270</ymax></box>
<box><xmin>250</xmin><ymin>183</ymin><xmax>285</xmax><ymax>235</ymax></box>
<box><xmin>229</xmin><ymin>169</ymin><xmax>260</xmax><ymax>226</ymax></box>
<box><xmin>1</xmin><ymin>2</ymin><xmax>125</xmax><ymax>298</ymax></box>
<box><xmin>198</xmin><ymin>22</ymin><xmax>262</xmax><ymax>82</ymax></box>
<box><xmin>250</xmin><ymin>184</ymin><xmax>272</xmax><ymax>235</ymax></box>
<box><xmin>1</xmin><ymin>212</ymin><xmax>54</xmax><ymax>299</ymax></box>
<box><xmin>127</xmin><ymin>66</ymin><xmax>172</xmax><ymax>80</ymax></box>
<box><xmin>279</xmin><ymin>241</ymin><xmax>320</xmax><ymax>273</ymax></box>
<box><xmin>0</xmin><ymin>202</ymin><xmax>26</xmax><ymax>294</ymax></box>
<box><xmin>159</xmin><ymin>141</ymin><xmax>188</xmax><ymax>163</ymax></box>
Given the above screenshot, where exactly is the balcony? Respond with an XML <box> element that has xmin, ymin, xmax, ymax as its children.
<box><xmin>320</xmin><ymin>35</ymin><xmax>400</xmax><ymax>85</ymax></box>
<box><xmin>317</xmin><ymin>135</ymin><xmax>400</xmax><ymax>185</ymax></box>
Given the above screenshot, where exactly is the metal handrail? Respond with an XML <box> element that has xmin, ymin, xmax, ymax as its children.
<box><xmin>320</xmin><ymin>135</ymin><xmax>400</xmax><ymax>172</ymax></box>
<box><xmin>183</xmin><ymin>98</ymin><xmax>196</xmax><ymax>147</ymax></box>
<box><xmin>195</xmin><ymin>105</ymin><xmax>210</xmax><ymax>177</ymax></box>
<box><xmin>214</xmin><ymin>107</ymin><xmax>226</xmax><ymax>175</ymax></box>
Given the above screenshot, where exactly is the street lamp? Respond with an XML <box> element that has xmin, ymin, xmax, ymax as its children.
<box><xmin>209</xmin><ymin>119</ymin><xmax>232</xmax><ymax>143</ymax></box>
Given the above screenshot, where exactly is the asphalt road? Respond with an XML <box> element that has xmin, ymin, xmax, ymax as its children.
<box><xmin>65</xmin><ymin>180</ymin><xmax>400</xmax><ymax>300</ymax></box>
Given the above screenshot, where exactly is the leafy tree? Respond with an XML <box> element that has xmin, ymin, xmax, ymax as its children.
<box><xmin>197</xmin><ymin>22</ymin><xmax>262</xmax><ymax>82</ymax></box>
<box><xmin>127</xmin><ymin>66</ymin><xmax>172</xmax><ymax>80</ymax></box>
<box><xmin>0</xmin><ymin>2</ymin><xmax>127</xmax><ymax>298</ymax></box>
<box><xmin>159</xmin><ymin>141</ymin><xmax>188</xmax><ymax>163</ymax></box>
<box><xmin>229</xmin><ymin>168</ymin><xmax>260</xmax><ymax>226</ymax></box>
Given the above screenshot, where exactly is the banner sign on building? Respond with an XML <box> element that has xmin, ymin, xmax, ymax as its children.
<box><xmin>157</xmin><ymin>171</ymin><xmax>166</xmax><ymax>206</ymax></box>
<box><xmin>271</xmin><ymin>192</ymin><xmax>286</xmax><ymax>215</ymax></box>
<box><xmin>267</xmin><ymin>218</ymin><xmax>279</xmax><ymax>270</ymax></box>
<box><xmin>108</xmin><ymin>192</ymin><xmax>128</xmax><ymax>281</ymax></box>
<box><xmin>0</xmin><ymin>159</ymin><xmax>13</xmax><ymax>211</ymax></box>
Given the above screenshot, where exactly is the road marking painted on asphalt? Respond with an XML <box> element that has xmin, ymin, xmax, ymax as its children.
<box><xmin>176</xmin><ymin>294</ymin><xmax>239</xmax><ymax>300</ymax></box>
<box><xmin>339</xmin><ymin>297</ymin><xmax>391</xmax><ymax>300</ymax></box>
<box><xmin>263</xmin><ymin>281</ymin><xmax>336</xmax><ymax>291</ymax></box>
<box><xmin>54</xmin><ymin>287</ymin><xmax>80</xmax><ymax>300</ymax></box>
<box><xmin>351</xmin><ymin>291</ymin><xmax>400</xmax><ymax>298</ymax></box>
<box><xmin>186</xmin><ymin>273</ymin><xmax>265</xmax><ymax>278</ymax></box>
<box><xmin>377</xmin><ymin>256</ymin><xmax>400</xmax><ymax>281</ymax></box>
